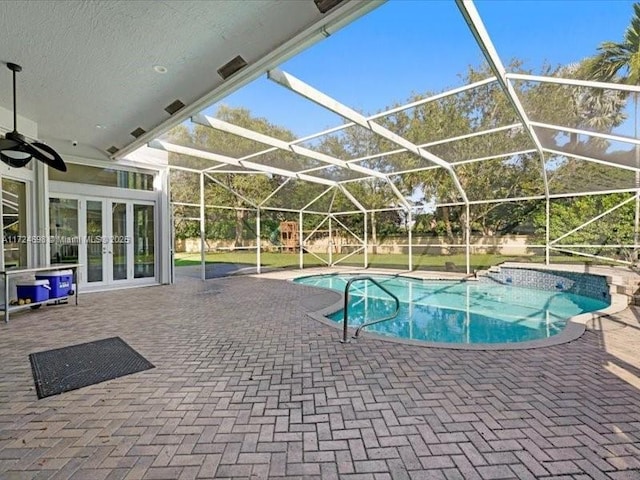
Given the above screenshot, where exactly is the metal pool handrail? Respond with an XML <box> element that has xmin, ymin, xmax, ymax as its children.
<box><xmin>341</xmin><ymin>276</ymin><xmax>401</xmax><ymax>343</ymax></box>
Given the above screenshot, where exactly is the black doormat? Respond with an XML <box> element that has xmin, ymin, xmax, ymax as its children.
<box><xmin>29</xmin><ymin>337</ymin><xmax>154</xmax><ymax>399</ymax></box>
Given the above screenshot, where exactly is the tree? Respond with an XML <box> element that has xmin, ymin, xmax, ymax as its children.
<box><xmin>314</xmin><ymin>124</ymin><xmax>403</xmax><ymax>251</ymax></box>
<box><xmin>386</xmin><ymin>62</ymin><xmax>545</xmax><ymax>243</ymax></box>
<box><xmin>532</xmin><ymin>192</ymin><xmax>634</xmax><ymax>262</ymax></box>
<box><xmin>584</xmin><ymin>2</ymin><xmax>640</xmax><ymax>259</ymax></box>
<box><xmin>168</xmin><ymin>106</ymin><xmax>296</xmax><ymax>247</ymax></box>
<box><xmin>584</xmin><ymin>3</ymin><xmax>640</xmax><ymax>86</ymax></box>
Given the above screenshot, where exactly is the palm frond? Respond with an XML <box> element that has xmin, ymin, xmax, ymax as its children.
<box><xmin>586</xmin><ymin>44</ymin><xmax>631</xmax><ymax>82</ymax></box>
<box><xmin>624</xmin><ymin>3</ymin><xmax>640</xmax><ymax>47</ymax></box>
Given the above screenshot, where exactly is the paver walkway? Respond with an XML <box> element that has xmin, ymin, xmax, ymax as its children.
<box><xmin>0</xmin><ymin>274</ymin><xmax>639</xmax><ymax>479</ymax></box>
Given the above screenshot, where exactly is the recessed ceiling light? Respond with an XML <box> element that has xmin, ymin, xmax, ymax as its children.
<box><xmin>153</xmin><ymin>65</ymin><xmax>168</xmax><ymax>74</ymax></box>
<box><xmin>96</xmin><ymin>124</ymin><xmax>106</xmax><ymax>129</ymax></box>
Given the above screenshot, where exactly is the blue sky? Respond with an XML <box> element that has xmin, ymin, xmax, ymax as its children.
<box><xmin>210</xmin><ymin>0</ymin><xmax>637</xmax><ymax>139</ymax></box>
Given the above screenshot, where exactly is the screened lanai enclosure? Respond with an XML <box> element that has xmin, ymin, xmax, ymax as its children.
<box><xmin>151</xmin><ymin>1</ymin><xmax>640</xmax><ymax>277</ymax></box>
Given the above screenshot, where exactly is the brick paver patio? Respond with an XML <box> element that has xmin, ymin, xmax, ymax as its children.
<box><xmin>1</xmin><ymin>273</ymin><xmax>639</xmax><ymax>479</ymax></box>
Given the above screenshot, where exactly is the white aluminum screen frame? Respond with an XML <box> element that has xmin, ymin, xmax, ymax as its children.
<box><xmin>158</xmin><ymin>0</ymin><xmax>640</xmax><ymax>275</ymax></box>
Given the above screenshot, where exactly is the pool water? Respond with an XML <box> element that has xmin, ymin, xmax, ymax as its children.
<box><xmin>293</xmin><ymin>274</ymin><xmax>609</xmax><ymax>344</ymax></box>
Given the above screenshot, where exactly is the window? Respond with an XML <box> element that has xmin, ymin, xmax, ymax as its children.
<box><xmin>2</xmin><ymin>178</ymin><xmax>27</xmax><ymax>268</ymax></box>
<box><xmin>49</xmin><ymin>163</ymin><xmax>154</xmax><ymax>191</ymax></box>
<box><xmin>49</xmin><ymin>198</ymin><xmax>79</xmax><ymax>265</ymax></box>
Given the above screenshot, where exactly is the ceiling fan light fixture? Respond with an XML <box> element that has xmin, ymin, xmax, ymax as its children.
<box><xmin>0</xmin><ymin>123</ymin><xmax>28</xmax><ymax>163</ymax></box>
<box><xmin>0</xmin><ymin>62</ymin><xmax>67</xmax><ymax>172</ymax></box>
<box><xmin>0</xmin><ymin>143</ymin><xmax>32</xmax><ymax>168</ymax></box>
<box><xmin>1</xmin><ymin>149</ymin><xmax>31</xmax><ymax>160</ymax></box>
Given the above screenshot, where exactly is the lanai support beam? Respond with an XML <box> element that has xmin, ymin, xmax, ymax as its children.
<box><xmin>364</xmin><ymin>212</ymin><xmax>368</xmax><ymax>268</ymax></box>
<box><xmin>230</xmin><ymin>76</ymin><xmax>499</xmax><ymax>167</ymax></box>
<box><xmin>204</xmin><ymin>172</ymin><xmax>258</xmax><ymax>208</ymax></box>
<box><xmin>338</xmin><ymin>185</ymin><xmax>366</xmax><ymax>213</ymax></box>
<box><xmin>260</xmin><ymin>178</ymin><xmax>291</xmax><ymax>207</ymax></box>
<box><xmin>336</xmin><ymin>185</ymin><xmax>368</xmax><ymax>265</ymax></box>
<box><xmin>192</xmin><ymin>114</ymin><xmax>390</xmax><ymax>181</ymax></box>
<box><xmin>545</xmin><ymin>198</ymin><xmax>550</xmax><ymax>265</ymax></box>
<box><xmin>302</xmin><ymin>186</ymin><xmax>335</xmax><ymax>212</ymax></box>
<box><xmin>150</xmin><ymin>140</ymin><xmax>337</xmax><ymax>187</ymax></box>
<box><xmin>531</xmin><ymin>121</ymin><xmax>640</xmax><ymax>147</ymax></box>
<box><xmin>549</xmin><ymin>194</ymin><xmax>637</xmax><ymax>246</ymax></box>
<box><xmin>543</xmin><ymin>148</ymin><xmax>640</xmax><ymax>173</ymax></box>
<box><xmin>328</xmin><ymin>215</ymin><xmax>333</xmax><ymax>266</ymax></box>
<box><xmin>256</xmin><ymin>208</ymin><xmax>261</xmax><ymax>274</ymax></box>
<box><xmin>199</xmin><ymin>172</ymin><xmax>206</xmax><ymax>281</ymax></box>
<box><xmin>350</xmin><ymin>122</ymin><xmax>523</xmax><ymax>165</ymax></box>
<box><xmin>456</xmin><ymin>0</ymin><xmax>551</xmax><ymax>271</ymax></box>
<box><xmin>299</xmin><ymin>211</ymin><xmax>304</xmax><ymax>269</ymax></box>
<box><xmin>408</xmin><ymin>208</ymin><xmax>413</xmax><ymax>271</ymax></box>
<box><xmin>455</xmin><ymin>0</ymin><xmax>548</xmax><ymax>188</ymax></box>
<box><xmin>267</xmin><ymin>68</ymin><xmax>471</xmax><ymax>272</ymax></box>
<box><xmin>465</xmin><ymin>203</ymin><xmax>470</xmax><ymax>275</ymax></box>
<box><xmin>507</xmin><ymin>73</ymin><xmax>640</xmax><ymax>94</ymax></box>
<box><xmin>267</xmin><ymin>69</ymin><xmax>469</xmax><ymax>205</ymax></box>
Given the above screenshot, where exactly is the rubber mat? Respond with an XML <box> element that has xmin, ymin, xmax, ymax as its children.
<box><xmin>29</xmin><ymin>337</ymin><xmax>154</xmax><ymax>399</ymax></box>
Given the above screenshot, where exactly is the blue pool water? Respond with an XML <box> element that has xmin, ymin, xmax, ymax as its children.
<box><xmin>293</xmin><ymin>274</ymin><xmax>609</xmax><ymax>344</ymax></box>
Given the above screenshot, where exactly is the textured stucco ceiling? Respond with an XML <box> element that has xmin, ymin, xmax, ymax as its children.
<box><xmin>0</xmin><ymin>0</ymin><xmax>376</xmax><ymax>160</ymax></box>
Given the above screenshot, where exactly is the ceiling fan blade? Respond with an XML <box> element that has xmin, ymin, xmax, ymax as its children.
<box><xmin>0</xmin><ymin>136</ymin><xmax>32</xmax><ymax>168</ymax></box>
<box><xmin>0</xmin><ymin>151</ymin><xmax>32</xmax><ymax>168</ymax></box>
<box><xmin>0</xmin><ymin>137</ymin><xmax>20</xmax><ymax>151</ymax></box>
<box><xmin>29</xmin><ymin>142</ymin><xmax>67</xmax><ymax>172</ymax></box>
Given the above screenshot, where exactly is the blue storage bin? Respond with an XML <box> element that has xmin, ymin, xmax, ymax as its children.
<box><xmin>17</xmin><ymin>280</ymin><xmax>51</xmax><ymax>303</ymax></box>
<box><xmin>35</xmin><ymin>270</ymin><xmax>73</xmax><ymax>299</ymax></box>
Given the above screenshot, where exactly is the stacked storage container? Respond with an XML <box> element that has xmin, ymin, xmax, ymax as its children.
<box><xmin>35</xmin><ymin>270</ymin><xmax>74</xmax><ymax>299</ymax></box>
<box><xmin>16</xmin><ymin>279</ymin><xmax>51</xmax><ymax>304</ymax></box>
<box><xmin>15</xmin><ymin>270</ymin><xmax>73</xmax><ymax>305</ymax></box>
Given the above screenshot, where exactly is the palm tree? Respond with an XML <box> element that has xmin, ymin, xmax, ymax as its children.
<box><xmin>585</xmin><ymin>2</ymin><xmax>640</xmax><ymax>262</ymax></box>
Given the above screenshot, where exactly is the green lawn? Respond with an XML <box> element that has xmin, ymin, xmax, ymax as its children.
<box><xmin>173</xmin><ymin>251</ymin><xmax>585</xmax><ymax>271</ymax></box>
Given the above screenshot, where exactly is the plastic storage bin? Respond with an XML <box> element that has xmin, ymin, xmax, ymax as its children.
<box><xmin>16</xmin><ymin>280</ymin><xmax>51</xmax><ymax>303</ymax></box>
<box><xmin>35</xmin><ymin>270</ymin><xmax>73</xmax><ymax>299</ymax></box>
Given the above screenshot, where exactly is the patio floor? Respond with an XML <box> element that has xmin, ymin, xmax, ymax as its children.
<box><xmin>0</xmin><ymin>273</ymin><xmax>639</xmax><ymax>479</ymax></box>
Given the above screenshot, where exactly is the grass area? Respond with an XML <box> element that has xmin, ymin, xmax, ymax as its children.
<box><xmin>173</xmin><ymin>251</ymin><xmax>582</xmax><ymax>271</ymax></box>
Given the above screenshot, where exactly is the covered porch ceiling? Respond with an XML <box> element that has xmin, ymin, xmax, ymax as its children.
<box><xmin>0</xmin><ymin>0</ymin><xmax>380</xmax><ymax>161</ymax></box>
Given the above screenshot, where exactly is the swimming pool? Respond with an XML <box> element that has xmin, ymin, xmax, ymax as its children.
<box><xmin>293</xmin><ymin>274</ymin><xmax>610</xmax><ymax>345</ymax></box>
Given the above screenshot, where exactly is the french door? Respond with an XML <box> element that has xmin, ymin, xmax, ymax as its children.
<box><xmin>50</xmin><ymin>196</ymin><xmax>156</xmax><ymax>288</ymax></box>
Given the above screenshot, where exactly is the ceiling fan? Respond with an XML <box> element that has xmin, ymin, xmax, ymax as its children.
<box><xmin>0</xmin><ymin>63</ymin><xmax>66</xmax><ymax>171</ymax></box>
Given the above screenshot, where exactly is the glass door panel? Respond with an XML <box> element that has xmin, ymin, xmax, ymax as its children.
<box><xmin>3</xmin><ymin>179</ymin><xmax>27</xmax><ymax>268</ymax></box>
<box><xmin>48</xmin><ymin>197</ymin><xmax>156</xmax><ymax>287</ymax></box>
<box><xmin>134</xmin><ymin>204</ymin><xmax>155</xmax><ymax>278</ymax></box>
<box><xmin>49</xmin><ymin>198</ymin><xmax>79</xmax><ymax>265</ymax></box>
<box><xmin>86</xmin><ymin>200</ymin><xmax>104</xmax><ymax>283</ymax></box>
<box><xmin>112</xmin><ymin>202</ymin><xmax>128</xmax><ymax>281</ymax></box>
